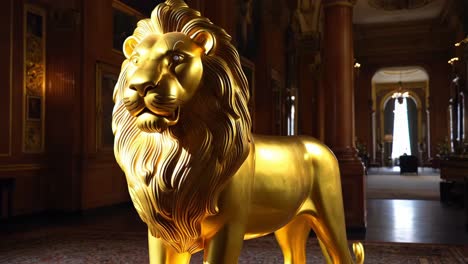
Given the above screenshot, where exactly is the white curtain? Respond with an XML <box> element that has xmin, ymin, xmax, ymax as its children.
<box><xmin>391</xmin><ymin>98</ymin><xmax>411</xmax><ymax>158</ymax></box>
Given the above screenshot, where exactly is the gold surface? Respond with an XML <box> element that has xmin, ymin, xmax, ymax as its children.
<box><xmin>112</xmin><ymin>1</ymin><xmax>364</xmax><ymax>263</ymax></box>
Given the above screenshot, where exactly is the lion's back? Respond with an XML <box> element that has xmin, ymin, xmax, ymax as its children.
<box><xmin>252</xmin><ymin>134</ymin><xmax>335</xmax><ymax>160</ymax></box>
<box><xmin>252</xmin><ymin>134</ymin><xmax>339</xmax><ymax>180</ymax></box>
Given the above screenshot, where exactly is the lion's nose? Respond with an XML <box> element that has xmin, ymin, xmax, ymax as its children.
<box><xmin>130</xmin><ymin>82</ymin><xmax>156</xmax><ymax>97</ymax></box>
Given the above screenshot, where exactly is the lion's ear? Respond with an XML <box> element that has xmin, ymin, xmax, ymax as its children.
<box><xmin>123</xmin><ymin>36</ymin><xmax>138</xmax><ymax>59</ymax></box>
<box><xmin>191</xmin><ymin>30</ymin><xmax>215</xmax><ymax>55</ymax></box>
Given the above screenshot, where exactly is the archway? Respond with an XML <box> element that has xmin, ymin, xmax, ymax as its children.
<box><xmin>383</xmin><ymin>96</ymin><xmax>419</xmax><ymax>164</ymax></box>
<box><xmin>371</xmin><ymin>66</ymin><xmax>429</xmax><ymax>166</ymax></box>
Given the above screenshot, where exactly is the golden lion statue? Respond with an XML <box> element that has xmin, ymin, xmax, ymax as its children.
<box><xmin>112</xmin><ymin>0</ymin><xmax>364</xmax><ymax>263</ymax></box>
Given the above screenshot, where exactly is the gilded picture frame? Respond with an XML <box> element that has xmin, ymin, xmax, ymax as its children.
<box><xmin>96</xmin><ymin>62</ymin><xmax>120</xmax><ymax>151</ymax></box>
<box><xmin>23</xmin><ymin>4</ymin><xmax>46</xmax><ymax>153</ymax></box>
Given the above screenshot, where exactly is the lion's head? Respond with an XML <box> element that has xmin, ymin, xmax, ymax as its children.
<box><xmin>112</xmin><ymin>0</ymin><xmax>251</xmax><ymax>253</ymax></box>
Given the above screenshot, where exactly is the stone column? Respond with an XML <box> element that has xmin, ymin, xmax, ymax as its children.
<box><xmin>322</xmin><ymin>0</ymin><xmax>366</xmax><ymax>229</ymax></box>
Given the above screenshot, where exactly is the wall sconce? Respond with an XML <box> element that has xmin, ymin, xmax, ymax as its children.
<box><xmin>448</xmin><ymin>57</ymin><xmax>459</xmax><ymax>65</ymax></box>
<box><xmin>448</xmin><ymin>57</ymin><xmax>459</xmax><ymax>76</ymax></box>
<box><xmin>354</xmin><ymin>61</ymin><xmax>361</xmax><ymax>69</ymax></box>
<box><xmin>354</xmin><ymin>60</ymin><xmax>361</xmax><ymax>78</ymax></box>
<box><xmin>455</xmin><ymin>37</ymin><xmax>468</xmax><ymax>47</ymax></box>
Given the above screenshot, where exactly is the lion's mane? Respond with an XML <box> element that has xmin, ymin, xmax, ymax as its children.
<box><xmin>112</xmin><ymin>0</ymin><xmax>251</xmax><ymax>253</ymax></box>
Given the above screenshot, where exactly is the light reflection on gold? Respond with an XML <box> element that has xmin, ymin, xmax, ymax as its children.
<box><xmin>305</xmin><ymin>142</ymin><xmax>323</xmax><ymax>155</ymax></box>
<box><xmin>112</xmin><ymin>1</ymin><xmax>364</xmax><ymax>263</ymax></box>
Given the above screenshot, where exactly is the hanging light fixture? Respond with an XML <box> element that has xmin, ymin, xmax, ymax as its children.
<box><xmin>391</xmin><ymin>71</ymin><xmax>408</xmax><ymax>104</ymax></box>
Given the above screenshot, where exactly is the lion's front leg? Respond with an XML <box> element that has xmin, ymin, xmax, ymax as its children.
<box><xmin>148</xmin><ymin>231</ymin><xmax>191</xmax><ymax>264</ymax></box>
<box><xmin>204</xmin><ymin>223</ymin><xmax>246</xmax><ymax>264</ymax></box>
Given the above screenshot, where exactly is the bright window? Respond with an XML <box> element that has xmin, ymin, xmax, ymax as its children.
<box><xmin>287</xmin><ymin>96</ymin><xmax>295</xmax><ymax>136</ymax></box>
<box><xmin>391</xmin><ymin>97</ymin><xmax>411</xmax><ymax>158</ymax></box>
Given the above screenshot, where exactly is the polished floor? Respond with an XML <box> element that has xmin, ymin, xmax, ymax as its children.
<box><xmin>365</xmin><ymin>199</ymin><xmax>468</xmax><ymax>244</ymax></box>
<box><xmin>2</xmin><ymin>200</ymin><xmax>468</xmax><ymax>246</ymax></box>
<box><xmin>2</xmin><ymin>169</ymin><xmax>468</xmax><ymax>246</ymax></box>
<box><xmin>365</xmin><ymin>167</ymin><xmax>468</xmax><ymax>245</ymax></box>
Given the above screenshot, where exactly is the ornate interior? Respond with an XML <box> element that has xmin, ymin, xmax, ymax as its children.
<box><xmin>368</xmin><ymin>0</ymin><xmax>435</xmax><ymax>11</ymax></box>
<box><xmin>0</xmin><ymin>0</ymin><xmax>466</xmax><ymax>240</ymax></box>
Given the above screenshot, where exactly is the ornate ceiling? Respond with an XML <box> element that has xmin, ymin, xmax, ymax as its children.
<box><xmin>372</xmin><ymin>66</ymin><xmax>429</xmax><ymax>83</ymax></box>
<box><xmin>353</xmin><ymin>0</ymin><xmax>446</xmax><ymax>24</ymax></box>
<box><xmin>368</xmin><ymin>0</ymin><xmax>436</xmax><ymax>11</ymax></box>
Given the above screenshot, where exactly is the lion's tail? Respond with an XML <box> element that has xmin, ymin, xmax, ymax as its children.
<box><xmin>352</xmin><ymin>242</ymin><xmax>365</xmax><ymax>264</ymax></box>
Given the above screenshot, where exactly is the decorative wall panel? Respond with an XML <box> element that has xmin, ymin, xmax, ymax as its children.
<box><xmin>112</xmin><ymin>1</ymin><xmax>144</xmax><ymax>53</ymax></box>
<box><xmin>23</xmin><ymin>5</ymin><xmax>46</xmax><ymax>153</ymax></box>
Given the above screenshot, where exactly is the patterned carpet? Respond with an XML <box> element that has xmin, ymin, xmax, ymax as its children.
<box><xmin>1</xmin><ymin>229</ymin><xmax>466</xmax><ymax>263</ymax></box>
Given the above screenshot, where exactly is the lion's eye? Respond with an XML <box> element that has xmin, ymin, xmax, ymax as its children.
<box><xmin>172</xmin><ymin>54</ymin><xmax>184</xmax><ymax>63</ymax></box>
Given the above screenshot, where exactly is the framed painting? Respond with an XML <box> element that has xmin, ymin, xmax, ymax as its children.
<box><xmin>27</xmin><ymin>96</ymin><xmax>41</xmax><ymax>121</ymax></box>
<box><xmin>96</xmin><ymin>62</ymin><xmax>120</xmax><ymax>151</ymax></box>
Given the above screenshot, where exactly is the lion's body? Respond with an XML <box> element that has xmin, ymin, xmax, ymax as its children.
<box><xmin>245</xmin><ymin>135</ymin><xmax>340</xmax><ymax>237</ymax></box>
<box><xmin>112</xmin><ymin>1</ymin><xmax>364</xmax><ymax>263</ymax></box>
<box><xmin>204</xmin><ymin>135</ymin><xmax>342</xmax><ymax>238</ymax></box>
<box><xmin>197</xmin><ymin>135</ymin><xmax>359</xmax><ymax>263</ymax></box>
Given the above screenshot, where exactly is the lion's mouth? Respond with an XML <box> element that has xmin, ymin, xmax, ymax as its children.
<box><xmin>136</xmin><ymin>106</ymin><xmax>180</xmax><ymax>133</ymax></box>
<box><xmin>138</xmin><ymin>106</ymin><xmax>179</xmax><ymax>121</ymax></box>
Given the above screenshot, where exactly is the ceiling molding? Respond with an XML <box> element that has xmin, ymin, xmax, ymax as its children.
<box><xmin>353</xmin><ymin>0</ymin><xmax>445</xmax><ymax>24</ymax></box>
<box><xmin>354</xmin><ymin>18</ymin><xmax>453</xmax><ymax>58</ymax></box>
<box><xmin>358</xmin><ymin>52</ymin><xmax>451</xmax><ymax>66</ymax></box>
<box><xmin>372</xmin><ymin>67</ymin><xmax>429</xmax><ymax>83</ymax></box>
<box><xmin>354</xmin><ymin>19</ymin><xmax>440</xmax><ymax>37</ymax></box>
<box><xmin>368</xmin><ymin>0</ymin><xmax>436</xmax><ymax>11</ymax></box>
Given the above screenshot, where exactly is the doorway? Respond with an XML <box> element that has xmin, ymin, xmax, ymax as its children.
<box><xmin>383</xmin><ymin>96</ymin><xmax>418</xmax><ymax>165</ymax></box>
<box><xmin>371</xmin><ymin>66</ymin><xmax>430</xmax><ymax>167</ymax></box>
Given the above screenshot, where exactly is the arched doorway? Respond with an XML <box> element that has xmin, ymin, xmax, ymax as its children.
<box><xmin>382</xmin><ymin>96</ymin><xmax>419</xmax><ymax>165</ymax></box>
<box><xmin>371</xmin><ymin>66</ymin><xmax>430</xmax><ymax>166</ymax></box>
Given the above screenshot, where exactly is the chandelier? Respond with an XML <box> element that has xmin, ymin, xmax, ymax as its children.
<box><xmin>391</xmin><ymin>81</ymin><xmax>408</xmax><ymax>104</ymax></box>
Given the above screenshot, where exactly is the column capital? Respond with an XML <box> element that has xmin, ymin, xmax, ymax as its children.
<box><xmin>322</xmin><ymin>0</ymin><xmax>356</xmax><ymax>8</ymax></box>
